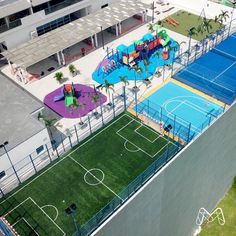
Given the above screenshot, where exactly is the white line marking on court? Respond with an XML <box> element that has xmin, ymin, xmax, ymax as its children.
<box><xmin>212</xmin><ymin>61</ymin><xmax>236</xmax><ymax>82</ymax></box>
<box><xmin>213</xmin><ymin>48</ymin><xmax>236</xmax><ymax>60</ymax></box>
<box><xmin>124</xmin><ymin>140</ymin><xmax>140</xmax><ymax>152</ymax></box>
<box><xmin>0</xmin><ymin>114</ymin><xmax>129</xmax><ymax>205</ymax></box>
<box><xmin>135</xmin><ymin>125</ymin><xmax>160</xmax><ymax>143</ymax></box>
<box><xmin>4</xmin><ymin>198</ymin><xmax>30</xmax><ymax>216</ymax></box>
<box><xmin>84</xmin><ymin>168</ymin><xmax>105</xmax><ymax>186</ymax></box>
<box><xmin>169</xmin><ymin>100</ymin><xmax>185</xmax><ymax>114</ymax></box>
<box><xmin>29</xmin><ymin>197</ymin><xmax>65</xmax><ymax>236</ymax></box>
<box><xmin>41</xmin><ymin>205</ymin><xmax>59</xmax><ymax>221</ymax></box>
<box><xmin>68</xmin><ymin>156</ymin><xmax>124</xmax><ymax>202</ymax></box>
<box><xmin>184</xmin><ymin>68</ymin><xmax>235</xmax><ymax>92</ymax></box>
<box><xmin>230</xmin><ymin>35</ymin><xmax>236</xmax><ymax>39</ymax></box>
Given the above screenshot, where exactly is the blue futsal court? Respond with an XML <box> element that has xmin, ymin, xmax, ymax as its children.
<box><xmin>134</xmin><ymin>81</ymin><xmax>224</xmax><ymax>141</ymax></box>
<box><xmin>174</xmin><ymin>32</ymin><xmax>236</xmax><ymax>104</ymax></box>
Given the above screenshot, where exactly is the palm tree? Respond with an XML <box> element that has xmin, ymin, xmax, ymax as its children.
<box><xmin>201</xmin><ymin>19</ymin><xmax>213</xmax><ymax>34</ymax></box>
<box><xmin>38</xmin><ymin>113</ymin><xmax>57</xmax><ymax>140</ymax></box>
<box><xmin>186</xmin><ymin>27</ymin><xmax>198</xmax><ymax>64</ymax></box>
<box><xmin>119</xmin><ymin>75</ymin><xmax>129</xmax><ymax>97</ymax></box>
<box><xmin>78</xmin><ymin>102</ymin><xmax>86</xmax><ymax>125</ymax></box>
<box><xmin>143</xmin><ymin>58</ymin><xmax>152</xmax><ymax>81</ymax></box>
<box><xmin>101</xmin><ymin>79</ymin><xmax>114</xmax><ymax>105</ymax></box>
<box><xmin>91</xmin><ymin>93</ymin><xmax>100</xmax><ymax>114</ymax></box>
<box><xmin>147</xmin><ymin>23</ymin><xmax>154</xmax><ymax>33</ymax></box>
<box><xmin>54</xmin><ymin>72</ymin><xmax>64</xmax><ymax>83</ymax></box>
<box><xmin>219</xmin><ymin>10</ymin><xmax>230</xmax><ymax>24</ymax></box>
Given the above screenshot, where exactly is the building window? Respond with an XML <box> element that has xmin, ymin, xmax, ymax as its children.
<box><xmin>101</xmin><ymin>4</ymin><xmax>108</xmax><ymax>9</ymax></box>
<box><xmin>36</xmin><ymin>15</ymin><xmax>71</xmax><ymax>36</ymax></box>
<box><xmin>0</xmin><ymin>171</ymin><xmax>6</xmax><ymax>180</ymax></box>
<box><xmin>36</xmin><ymin>145</ymin><xmax>45</xmax><ymax>155</ymax></box>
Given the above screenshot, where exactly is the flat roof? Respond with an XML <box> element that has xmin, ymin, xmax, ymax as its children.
<box><xmin>1</xmin><ymin>0</ymin><xmax>150</xmax><ymax>69</ymax></box>
<box><xmin>0</xmin><ymin>73</ymin><xmax>45</xmax><ymax>155</ymax></box>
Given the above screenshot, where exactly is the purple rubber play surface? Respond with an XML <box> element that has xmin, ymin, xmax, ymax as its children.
<box><xmin>44</xmin><ymin>84</ymin><xmax>107</xmax><ymax>119</ymax></box>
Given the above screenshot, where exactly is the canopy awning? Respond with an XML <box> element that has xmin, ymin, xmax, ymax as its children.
<box><xmin>1</xmin><ymin>0</ymin><xmax>150</xmax><ymax>69</ymax></box>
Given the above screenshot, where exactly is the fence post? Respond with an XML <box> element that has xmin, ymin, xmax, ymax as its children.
<box><xmin>88</xmin><ymin>116</ymin><xmax>92</xmax><ymax>134</ymax></box>
<box><xmin>187</xmin><ymin>123</ymin><xmax>192</xmax><ymax>143</ymax></box>
<box><xmin>208</xmin><ymin>115</ymin><xmax>212</xmax><ymax>126</ymax></box>
<box><xmin>0</xmin><ymin>188</ymin><xmax>4</xmax><ymax>197</ymax></box>
<box><xmin>45</xmin><ymin>144</ymin><xmax>52</xmax><ymax>162</ymax></box>
<box><xmin>173</xmin><ymin>115</ymin><xmax>176</xmax><ymax>138</ymax></box>
<box><xmin>99</xmin><ymin>96</ymin><xmax>104</xmax><ymax>126</ymax></box>
<box><xmin>160</xmin><ymin>107</ymin><xmax>163</xmax><ymax>123</ymax></box>
<box><xmin>29</xmin><ymin>154</ymin><xmax>37</xmax><ymax>173</ymax></box>
<box><xmin>61</xmin><ymin>134</ymin><xmax>66</xmax><ymax>152</ymax></box>
<box><xmin>68</xmin><ymin>136</ymin><xmax>72</xmax><ymax>148</ymax></box>
<box><xmin>74</xmin><ymin>125</ymin><xmax>79</xmax><ymax>143</ymax></box>
<box><xmin>112</xmin><ymin>94</ymin><xmax>115</xmax><ymax>118</ymax></box>
<box><xmin>55</xmin><ymin>145</ymin><xmax>60</xmax><ymax>158</ymax></box>
<box><xmin>123</xmin><ymin>86</ymin><xmax>127</xmax><ymax>111</ymax></box>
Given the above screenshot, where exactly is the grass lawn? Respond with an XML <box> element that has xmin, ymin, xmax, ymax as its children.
<box><xmin>0</xmin><ymin>113</ymin><xmax>177</xmax><ymax>236</ymax></box>
<box><xmin>200</xmin><ymin>178</ymin><xmax>236</xmax><ymax>236</ymax></box>
<box><xmin>162</xmin><ymin>10</ymin><xmax>222</xmax><ymax>41</ymax></box>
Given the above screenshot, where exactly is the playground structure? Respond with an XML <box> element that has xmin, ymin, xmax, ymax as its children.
<box><xmin>44</xmin><ymin>84</ymin><xmax>107</xmax><ymax>119</ymax></box>
<box><xmin>117</xmin><ymin>30</ymin><xmax>172</xmax><ymax>66</ymax></box>
<box><xmin>54</xmin><ymin>83</ymin><xmax>77</xmax><ymax>108</ymax></box>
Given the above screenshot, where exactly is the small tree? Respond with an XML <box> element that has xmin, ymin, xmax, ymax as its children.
<box><xmin>147</xmin><ymin>23</ymin><xmax>154</xmax><ymax>32</ymax></box>
<box><xmin>152</xmin><ymin>50</ymin><xmax>162</xmax><ymax>77</ymax></box>
<box><xmin>91</xmin><ymin>93</ymin><xmax>101</xmax><ymax>114</ymax></box>
<box><xmin>119</xmin><ymin>75</ymin><xmax>129</xmax><ymax>87</ymax></box>
<box><xmin>186</xmin><ymin>27</ymin><xmax>198</xmax><ymax>64</ymax></box>
<box><xmin>38</xmin><ymin>113</ymin><xmax>57</xmax><ymax>140</ymax></box>
<box><xmin>68</xmin><ymin>64</ymin><xmax>76</xmax><ymax>76</ymax></box>
<box><xmin>101</xmin><ymin>80</ymin><xmax>114</xmax><ymax>105</ymax></box>
<box><xmin>54</xmin><ymin>72</ymin><xmax>64</xmax><ymax>83</ymax></box>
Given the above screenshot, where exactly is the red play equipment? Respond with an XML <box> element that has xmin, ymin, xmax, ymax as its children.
<box><xmin>162</xmin><ymin>48</ymin><xmax>169</xmax><ymax>60</ymax></box>
<box><xmin>166</xmin><ymin>17</ymin><xmax>179</xmax><ymax>27</ymax></box>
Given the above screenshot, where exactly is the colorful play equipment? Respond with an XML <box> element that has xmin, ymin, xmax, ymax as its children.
<box><xmin>54</xmin><ymin>83</ymin><xmax>77</xmax><ymax>107</ymax></box>
<box><xmin>166</xmin><ymin>17</ymin><xmax>179</xmax><ymax>27</ymax></box>
<box><xmin>102</xmin><ymin>59</ymin><xmax>117</xmax><ymax>74</ymax></box>
<box><xmin>117</xmin><ymin>30</ymin><xmax>171</xmax><ymax>66</ymax></box>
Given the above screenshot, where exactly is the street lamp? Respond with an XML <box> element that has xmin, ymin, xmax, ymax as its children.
<box><xmin>65</xmin><ymin>203</ymin><xmax>80</xmax><ymax>236</ymax></box>
<box><xmin>0</xmin><ymin>141</ymin><xmax>21</xmax><ymax>184</ymax></box>
<box><xmin>152</xmin><ymin>1</ymin><xmax>155</xmax><ymax>23</ymax></box>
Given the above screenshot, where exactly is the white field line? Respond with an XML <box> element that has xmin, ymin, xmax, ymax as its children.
<box><xmin>12</xmin><ymin>217</ymin><xmax>24</xmax><ymax>227</ymax></box>
<box><xmin>185</xmin><ymin>101</ymin><xmax>215</xmax><ymax>115</ymax></box>
<box><xmin>23</xmin><ymin>218</ymin><xmax>40</xmax><ymax>236</ymax></box>
<box><xmin>68</xmin><ymin>156</ymin><xmax>123</xmax><ymax>202</ymax></box>
<box><xmin>213</xmin><ymin>48</ymin><xmax>236</xmax><ymax>60</ymax></box>
<box><xmin>41</xmin><ymin>205</ymin><xmax>59</xmax><ymax>221</ymax></box>
<box><xmin>135</xmin><ymin>125</ymin><xmax>160</xmax><ymax>143</ymax></box>
<box><xmin>0</xmin><ymin>113</ymin><xmax>129</xmax><ymax>205</ymax></box>
<box><xmin>212</xmin><ymin>61</ymin><xmax>236</xmax><ymax>82</ymax></box>
<box><xmin>116</xmin><ymin>130</ymin><xmax>153</xmax><ymax>158</ymax></box>
<box><xmin>4</xmin><ymin>198</ymin><xmax>30</xmax><ymax>216</ymax></box>
<box><xmin>29</xmin><ymin>197</ymin><xmax>65</xmax><ymax>236</ymax></box>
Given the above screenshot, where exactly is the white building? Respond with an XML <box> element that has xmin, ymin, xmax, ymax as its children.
<box><xmin>0</xmin><ymin>0</ymin><xmax>117</xmax><ymax>50</ymax></box>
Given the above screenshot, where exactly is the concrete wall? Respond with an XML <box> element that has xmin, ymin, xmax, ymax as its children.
<box><xmin>93</xmin><ymin>102</ymin><xmax>236</xmax><ymax>236</ymax></box>
<box><xmin>0</xmin><ymin>128</ymin><xmax>50</xmax><ymax>171</ymax></box>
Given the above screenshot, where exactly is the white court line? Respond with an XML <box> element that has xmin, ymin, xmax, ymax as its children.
<box><xmin>212</xmin><ymin>61</ymin><xmax>236</xmax><ymax>82</ymax></box>
<box><xmin>213</xmin><ymin>48</ymin><xmax>236</xmax><ymax>60</ymax></box>
<box><xmin>29</xmin><ymin>197</ymin><xmax>65</xmax><ymax>236</ymax></box>
<box><xmin>41</xmin><ymin>205</ymin><xmax>59</xmax><ymax>221</ymax></box>
<box><xmin>169</xmin><ymin>100</ymin><xmax>185</xmax><ymax>114</ymax></box>
<box><xmin>68</xmin><ymin>155</ymin><xmax>124</xmax><ymax>202</ymax></box>
<box><xmin>184</xmin><ymin>68</ymin><xmax>235</xmax><ymax>93</ymax></box>
<box><xmin>4</xmin><ymin>198</ymin><xmax>30</xmax><ymax>216</ymax></box>
<box><xmin>12</xmin><ymin>217</ymin><xmax>40</xmax><ymax>236</ymax></box>
<box><xmin>0</xmin><ymin>113</ymin><xmax>129</xmax><ymax>205</ymax></box>
<box><xmin>230</xmin><ymin>34</ymin><xmax>236</xmax><ymax>39</ymax></box>
<box><xmin>135</xmin><ymin>125</ymin><xmax>160</xmax><ymax>143</ymax></box>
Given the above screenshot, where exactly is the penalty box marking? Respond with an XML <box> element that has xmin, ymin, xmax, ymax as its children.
<box><xmin>4</xmin><ymin>197</ymin><xmax>65</xmax><ymax>236</ymax></box>
<box><xmin>116</xmin><ymin>117</ymin><xmax>173</xmax><ymax>158</ymax></box>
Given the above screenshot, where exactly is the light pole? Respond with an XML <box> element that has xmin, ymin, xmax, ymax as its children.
<box><xmin>0</xmin><ymin>141</ymin><xmax>21</xmax><ymax>184</ymax></box>
<box><xmin>100</xmin><ymin>26</ymin><xmax>105</xmax><ymax>50</ymax></box>
<box><xmin>228</xmin><ymin>1</ymin><xmax>236</xmax><ymax>36</ymax></box>
<box><xmin>65</xmin><ymin>203</ymin><xmax>80</xmax><ymax>236</ymax></box>
<box><xmin>152</xmin><ymin>1</ymin><xmax>155</xmax><ymax>23</ymax></box>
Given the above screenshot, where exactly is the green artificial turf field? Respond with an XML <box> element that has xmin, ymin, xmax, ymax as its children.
<box><xmin>200</xmin><ymin>178</ymin><xmax>236</xmax><ymax>236</ymax></box>
<box><xmin>0</xmin><ymin>114</ymin><xmax>177</xmax><ymax>236</ymax></box>
<box><xmin>162</xmin><ymin>10</ymin><xmax>222</xmax><ymax>41</ymax></box>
